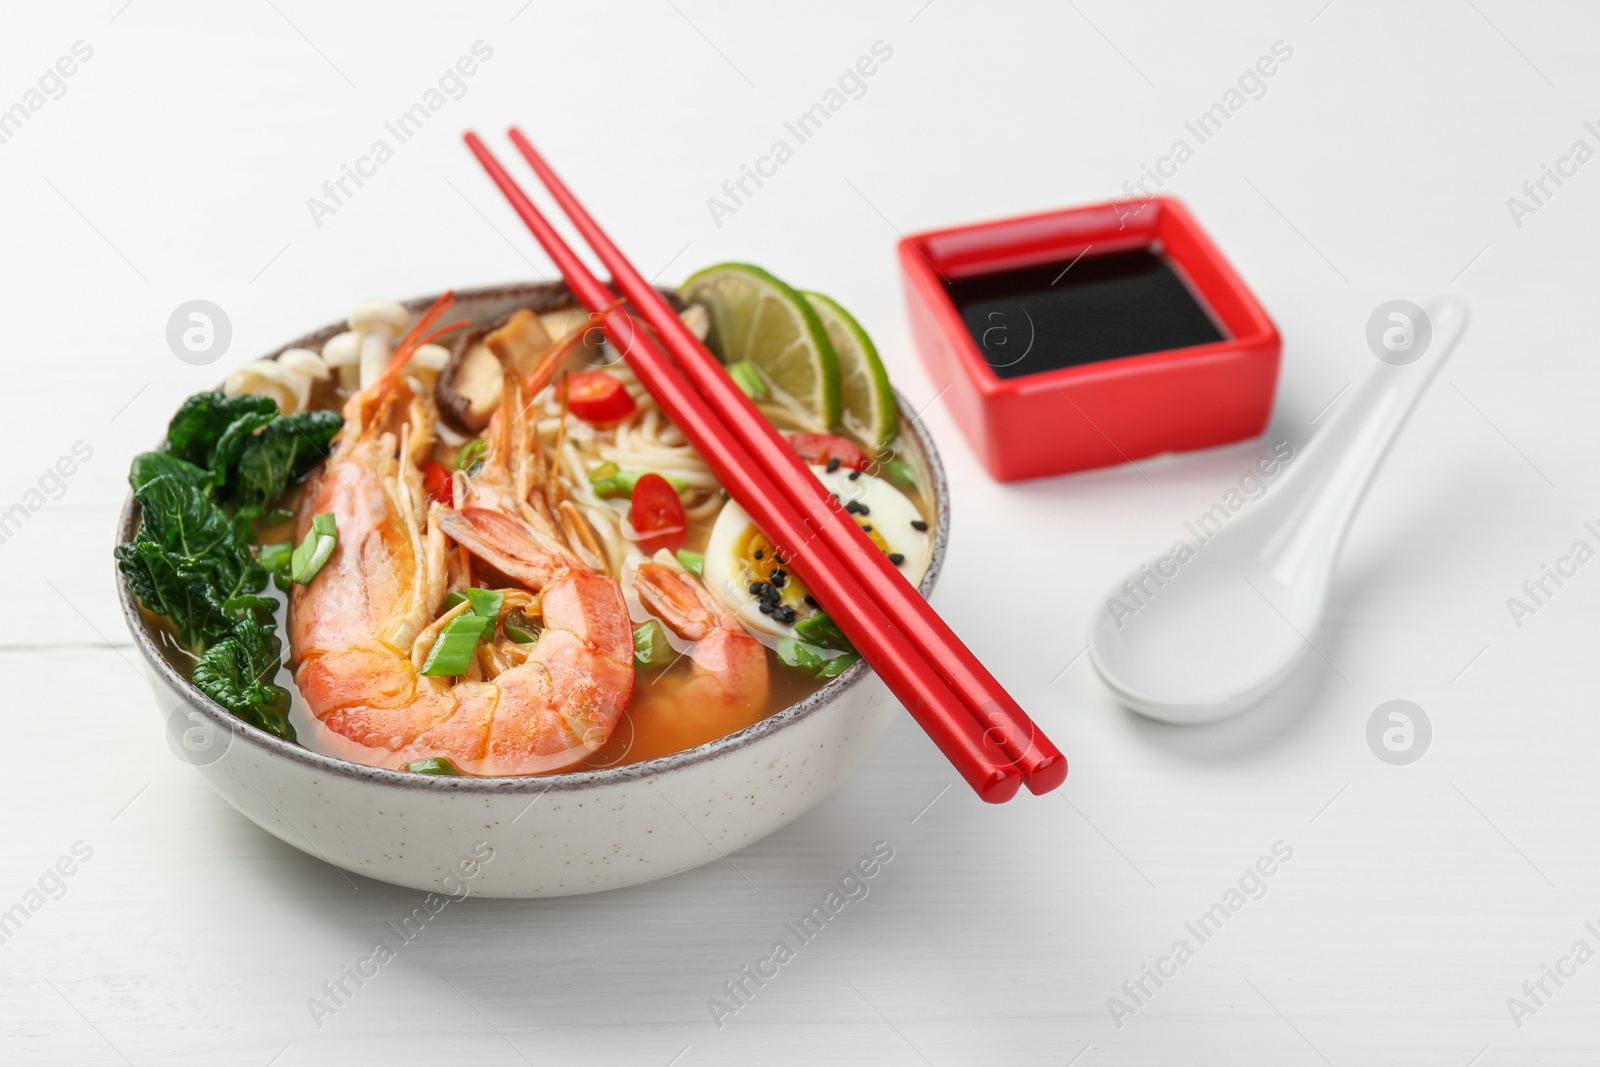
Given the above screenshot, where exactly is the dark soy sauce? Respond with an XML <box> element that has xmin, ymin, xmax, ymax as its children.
<box><xmin>947</xmin><ymin>248</ymin><xmax>1225</xmax><ymax>380</ymax></box>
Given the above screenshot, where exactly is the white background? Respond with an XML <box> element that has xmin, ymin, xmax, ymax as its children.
<box><xmin>2</xmin><ymin>1</ymin><xmax>1597</xmax><ymax>1063</ymax></box>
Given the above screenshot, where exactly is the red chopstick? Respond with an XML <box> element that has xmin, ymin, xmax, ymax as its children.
<box><xmin>504</xmin><ymin>128</ymin><xmax>1067</xmax><ymax>795</ymax></box>
<box><xmin>463</xmin><ymin>132</ymin><xmax>1022</xmax><ymax>803</ymax></box>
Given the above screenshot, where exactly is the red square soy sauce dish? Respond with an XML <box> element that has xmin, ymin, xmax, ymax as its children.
<box><xmin>898</xmin><ymin>197</ymin><xmax>1281</xmax><ymax>483</ymax></box>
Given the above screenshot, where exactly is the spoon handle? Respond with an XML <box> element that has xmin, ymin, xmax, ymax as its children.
<box><xmin>1260</xmin><ymin>298</ymin><xmax>1471</xmax><ymax>590</ymax></box>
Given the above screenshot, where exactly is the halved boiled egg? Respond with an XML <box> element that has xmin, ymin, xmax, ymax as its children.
<box><xmin>702</xmin><ymin>465</ymin><xmax>932</xmax><ymax>637</ymax></box>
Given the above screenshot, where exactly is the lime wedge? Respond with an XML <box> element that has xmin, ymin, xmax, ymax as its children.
<box><xmin>801</xmin><ymin>291</ymin><xmax>896</xmax><ymax>453</ymax></box>
<box><xmin>682</xmin><ymin>263</ymin><xmax>840</xmax><ymax>428</ymax></box>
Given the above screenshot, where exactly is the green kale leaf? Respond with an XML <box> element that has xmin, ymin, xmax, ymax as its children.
<box><xmin>115</xmin><ymin>540</ymin><xmax>232</xmax><ymax>651</ymax></box>
<box><xmin>192</xmin><ymin>615</ymin><xmax>294</xmax><ymax>740</ymax></box>
<box><xmin>121</xmin><ymin>388</ymin><xmax>345</xmax><ymax>736</ymax></box>
<box><xmin>206</xmin><ymin>409</ymin><xmax>277</xmax><ymax>492</ymax></box>
<box><xmin>131</xmin><ymin>473</ymin><xmax>265</xmax><ymax>604</ymax></box>
<box><xmin>226</xmin><ymin>408</ymin><xmax>343</xmax><ymax>511</ymax></box>
<box><xmin>165</xmin><ymin>391</ymin><xmax>279</xmax><ymax>468</ymax></box>
<box><xmin>129</xmin><ymin>451</ymin><xmax>209</xmax><ymax>493</ymax></box>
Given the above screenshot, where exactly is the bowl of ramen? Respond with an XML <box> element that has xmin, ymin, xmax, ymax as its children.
<box><xmin>116</xmin><ymin>277</ymin><xmax>948</xmax><ymax>897</ymax></box>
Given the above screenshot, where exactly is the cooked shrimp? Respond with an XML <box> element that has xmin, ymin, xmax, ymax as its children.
<box><xmin>289</xmin><ymin>293</ymin><xmax>636</xmax><ymax>775</ymax></box>
<box><xmin>632</xmin><ymin>559</ymin><xmax>769</xmax><ymax>718</ymax></box>
<box><xmin>289</xmin><ymin>296</ymin><xmax>455</xmax><ymax>667</ymax></box>
<box><xmin>435</xmin><ymin>331</ymin><xmax>606</xmax><ymax>581</ymax></box>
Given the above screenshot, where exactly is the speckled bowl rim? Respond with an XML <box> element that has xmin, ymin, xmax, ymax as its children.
<box><xmin>115</xmin><ymin>280</ymin><xmax>950</xmax><ymax>795</ymax></box>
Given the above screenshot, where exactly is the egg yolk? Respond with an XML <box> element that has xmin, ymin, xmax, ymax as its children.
<box><xmin>735</xmin><ymin>529</ymin><xmax>806</xmax><ymax>609</ymax></box>
<box><xmin>735</xmin><ymin>517</ymin><xmax>892</xmax><ymax>616</ymax></box>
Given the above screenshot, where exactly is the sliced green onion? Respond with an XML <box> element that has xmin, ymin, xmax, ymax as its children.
<box><xmin>794</xmin><ymin>612</ymin><xmax>853</xmax><ymax>652</ymax></box>
<box><xmin>445</xmin><ymin>587</ymin><xmax>504</xmax><ymax>619</ymax></box>
<box><xmin>503</xmin><ymin>608</ymin><xmax>540</xmax><ymax>644</ymax></box>
<box><xmin>257</xmin><ymin>541</ymin><xmax>292</xmax><ymax>576</ymax></box>
<box><xmin>633</xmin><ymin>619</ymin><xmax>674</xmax><ymax>668</ymax></box>
<box><xmin>420</xmin><ymin>613</ymin><xmax>493</xmax><ymax>676</ymax></box>
<box><xmin>456</xmin><ymin>438</ymin><xmax>488</xmax><ymax>472</ymax></box>
<box><xmin>675</xmin><ymin>549</ymin><xmax>704</xmax><ymax>577</ymax></box>
<box><xmin>405</xmin><ymin>757</ymin><xmax>462</xmax><ymax>776</ymax></box>
<box><xmin>288</xmin><ymin>513</ymin><xmax>337</xmax><ymax>584</ymax></box>
<box><xmin>775</xmin><ymin>636</ymin><xmax>825</xmax><ymax>673</ymax></box>
<box><xmin>726</xmin><ymin>360</ymin><xmax>767</xmax><ymax>400</ymax></box>
<box><xmin>588</xmin><ymin>461</ymin><xmax>620</xmax><ymax>483</ymax></box>
<box><xmin>465</xmin><ymin>587</ymin><xmax>504</xmax><ymax>620</ymax></box>
<box><xmin>885</xmin><ymin>460</ymin><xmax>918</xmax><ymax>491</ymax></box>
<box><xmin>592</xmin><ymin>470</ymin><xmax>690</xmax><ymax>499</ymax></box>
<box><xmin>816</xmin><ymin>651</ymin><xmax>860</xmax><ymax>679</ymax></box>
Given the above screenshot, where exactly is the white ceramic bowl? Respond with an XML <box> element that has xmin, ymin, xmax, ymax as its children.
<box><xmin>117</xmin><ymin>282</ymin><xmax>950</xmax><ymax>898</ymax></box>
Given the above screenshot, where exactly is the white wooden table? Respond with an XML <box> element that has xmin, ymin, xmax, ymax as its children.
<box><xmin>3</xmin><ymin>1</ymin><xmax>1597</xmax><ymax>1063</ymax></box>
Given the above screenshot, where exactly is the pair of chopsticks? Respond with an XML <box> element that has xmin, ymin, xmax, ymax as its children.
<box><xmin>463</xmin><ymin>129</ymin><xmax>1065</xmax><ymax>802</ymax></box>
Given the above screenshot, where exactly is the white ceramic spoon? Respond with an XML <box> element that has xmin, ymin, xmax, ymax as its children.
<box><xmin>1089</xmin><ymin>297</ymin><xmax>1470</xmax><ymax>724</ymax></box>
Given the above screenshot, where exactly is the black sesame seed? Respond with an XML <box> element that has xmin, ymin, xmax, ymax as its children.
<box><xmin>826</xmin><ymin>457</ymin><xmax>841</xmax><ymax>473</ymax></box>
<box><xmin>888</xmin><ymin>552</ymin><xmax>905</xmax><ymax>566</ymax></box>
<box><xmin>753</xmin><ymin>548</ymin><xmax>763</xmax><ymax>560</ymax></box>
<box><xmin>770</xmin><ymin>570</ymin><xmax>787</xmax><ymax>588</ymax></box>
<box><xmin>804</xmin><ymin>595</ymin><xmax>819</xmax><ymax>609</ymax></box>
<box><xmin>911</xmin><ymin>519</ymin><xmax>928</xmax><ymax>531</ymax></box>
<box><xmin>861</xmin><ymin>525</ymin><xmax>872</xmax><ymax>533</ymax></box>
<box><xmin>758</xmin><ymin>601</ymin><xmax>775</xmax><ymax>615</ymax></box>
<box><xmin>775</xmin><ymin>606</ymin><xmax>796</xmax><ymax>624</ymax></box>
<box><xmin>748</xmin><ymin>581</ymin><xmax>764</xmax><ymax>595</ymax></box>
<box><xmin>845</xmin><ymin>500</ymin><xmax>870</xmax><ymax>515</ymax></box>
<box><xmin>847</xmin><ymin>470</ymin><xmax>862</xmax><ymax>481</ymax></box>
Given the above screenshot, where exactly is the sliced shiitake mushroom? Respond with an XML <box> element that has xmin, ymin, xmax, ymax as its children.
<box><xmin>436</xmin><ymin>326</ymin><xmax>505</xmax><ymax>434</ymax></box>
<box><xmin>434</xmin><ymin>291</ymin><xmax>691</xmax><ymax>435</ymax></box>
<box><xmin>485</xmin><ymin>309</ymin><xmax>555</xmax><ymax>378</ymax></box>
<box><xmin>437</xmin><ymin>310</ymin><xmax>555</xmax><ymax>434</ymax></box>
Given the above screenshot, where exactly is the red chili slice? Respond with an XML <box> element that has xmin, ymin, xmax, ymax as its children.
<box><xmin>630</xmin><ymin>473</ymin><xmax>686</xmax><ymax>555</ymax></box>
<box><xmin>565</xmin><ymin>371</ymin><xmax>637</xmax><ymax>425</ymax></box>
<box><xmin>421</xmin><ymin>460</ymin><xmax>453</xmax><ymax>505</ymax></box>
<box><xmin>787</xmin><ymin>432</ymin><xmax>869</xmax><ymax>471</ymax></box>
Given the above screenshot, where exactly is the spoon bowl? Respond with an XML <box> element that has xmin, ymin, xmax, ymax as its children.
<box><xmin>1090</xmin><ymin>515</ymin><xmax>1323</xmax><ymax>721</ymax></box>
<box><xmin>1091</xmin><ymin>298</ymin><xmax>1470</xmax><ymax>724</ymax></box>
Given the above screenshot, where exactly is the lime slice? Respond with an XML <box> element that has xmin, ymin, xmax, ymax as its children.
<box><xmin>801</xmin><ymin>291</ymin><xmax>896</xmax><ymax>452</ymax></box>
<box><xmin>681</xmin><ymin>263</ymin><xmax>840</xmax><ymax>428</ymax></box>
